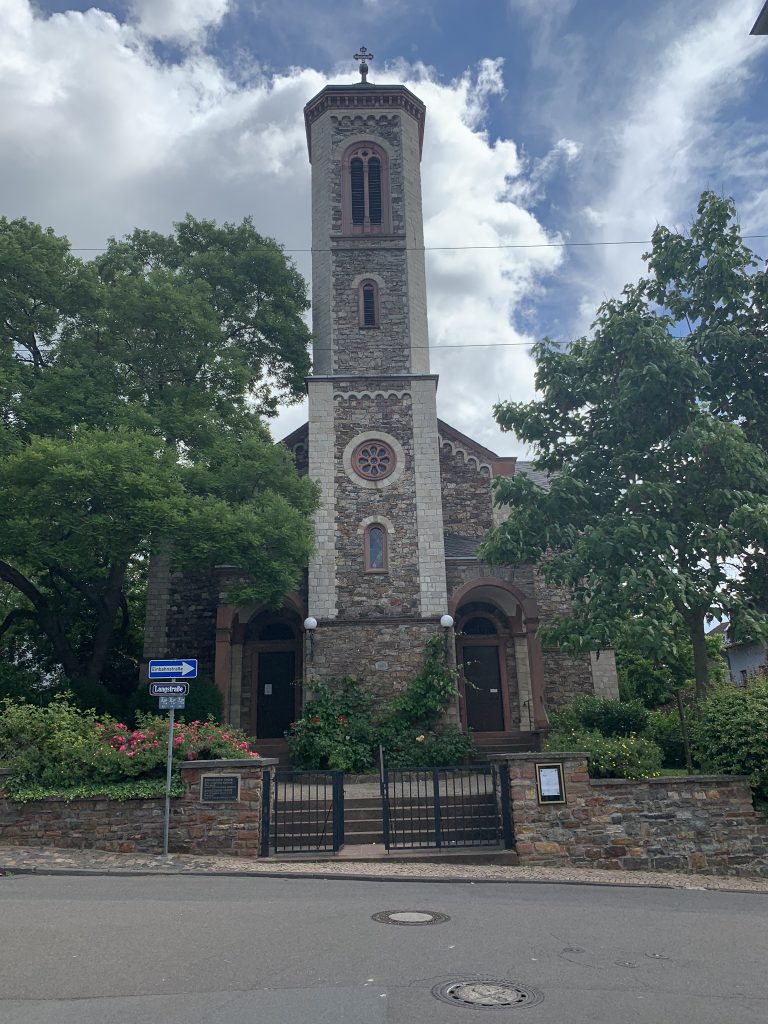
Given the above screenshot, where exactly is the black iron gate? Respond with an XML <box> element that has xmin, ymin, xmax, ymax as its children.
<box><xmin>262</xmin><ymin>769</ymin><xmax>344</xmax><ymax>855</ymax></box>
<box><xmin>380</xmin><ymin>761</ymin><xmax>514</xmax><ymax>851</ymax></box>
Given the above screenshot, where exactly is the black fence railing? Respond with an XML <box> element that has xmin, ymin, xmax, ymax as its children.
<box><xmin>268</xmin><ymin>769</ymin><xmax>344</xmax><ymax>854</ymax></box>
<box><xmin>381</xmin><ymin>763</ymin><xmax>510</xmax><ymax>851</ymax></box>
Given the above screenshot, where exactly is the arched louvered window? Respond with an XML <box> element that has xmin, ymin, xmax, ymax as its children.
<box><xmin>343</xmin><ymin>143</ymin><xmax>390</xmax><ymax>234</ymax></box>
<box><xmin>350</xmin><ymin>158</ymin><xmax>365</xmax><ymax>225</ymax></box>
<box><xmin>364</xmin><ymin>523</ymin><xmax>388</xmax><ymax>572</ymax></box>
<box><xmin>367</xmin><ymin>158</ymin><xmax>382</xmax><ymax>225</ymax></box>
<box><xmin>358</xmin><ymin>279</ymin><xmax>379</xmax><ymax>328</ymax></box>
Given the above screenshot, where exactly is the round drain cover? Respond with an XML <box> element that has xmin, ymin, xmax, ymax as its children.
<box><xmin>432</xmin><ymin>977</ymin><xmax>543</xmax><ymax>1010</ymax></box>
<box><xmin>371</xmin><ymin>909</ymin><xmax>450</xmax><ymax>926</ymax></box>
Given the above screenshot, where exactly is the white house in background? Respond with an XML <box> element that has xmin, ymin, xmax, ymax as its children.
<box><xmin>709</xmin><ymin>623</ymin><xmax>767</xmax><ymax>686</ymax></box>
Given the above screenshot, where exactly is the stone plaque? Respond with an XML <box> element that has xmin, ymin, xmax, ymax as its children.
<box><xmin>201</xmin><ymin>775</ymin><xmax>240</xmax><ymax>803</ymax></box>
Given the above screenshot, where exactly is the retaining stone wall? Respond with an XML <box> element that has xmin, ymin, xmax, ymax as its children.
<box><xmin>0</xmin><ymin>760</ymin><xmax>271</xmax><ymax>859</ymax></box>
<box><xmin>496</xmin><ymin>753</ymin><xmax>768</xmax><ymax>877</ymax></box>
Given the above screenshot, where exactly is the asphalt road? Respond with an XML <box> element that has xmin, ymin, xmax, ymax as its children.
<box><xmin>1</xmin><ymin>872</ymin><xmax>766</xmax><ymax>1023</ymax></box>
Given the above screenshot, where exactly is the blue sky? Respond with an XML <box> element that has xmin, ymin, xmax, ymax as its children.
<box><xmin>4</xmin><ymin>1</ymin><xmax>767</xmax><ymax>452</ymax></box>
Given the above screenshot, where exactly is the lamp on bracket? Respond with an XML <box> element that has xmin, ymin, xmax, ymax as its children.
<box><xmin>303</xmin><ymin>616</ymin><xmax>318</xmax><ymax>660</ymax></box>
<box><xmin>440</xmin><ymin>613</ymin><xmax>454</xmax><ymax>656</ymax></box>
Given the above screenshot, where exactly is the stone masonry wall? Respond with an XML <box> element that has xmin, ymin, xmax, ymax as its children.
<box><xmin>142</xmin><ymin>561</ymin><xmax>218</xmax><ymax>681</ymax></box>
<box><xmin>307</xmin><ymin>619</ymin><xmax>443</xmax><ymax>701</ymax></box>
<box><xmin>331</xmin><ymin>245</ymin><xmax>411</xmax><ymax>374</ymax></box>
<box><xmin>163</xmin><ymin>570</ymin><xmax>218</xmax><ymax>682</ymax></box>
<box><xmin>533</xmin><ymin>566</ymin><xmax>602</xmax><ymax>708</ymax></box>
<box><xmin>0</xmin><ymin>760</ymin><xmax>272</xmax><ymax>858</ymax></box>
<box><xmin>439</xmin><ymin>442</ymin><xmax>494</xmax><ymax>539</ymax></box>
<box><xmin>445</xmin><ymin>561</ymin><xmax>537</xmax><ymax>602</ymax></box>
<box><xmin>334</xmin><ymin>387</ymin><xmax>419</xmax><ymax>618</ymax></box>
<box><xmin>497</xmin><ymin>753</ymin><xmax>768</xmax><ymax>877</ymax></box>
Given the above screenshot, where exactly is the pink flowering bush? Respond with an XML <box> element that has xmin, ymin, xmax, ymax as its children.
<box><xmin>0</xmin><ymin>696</ymin><xmax>259</xmax><ymax>798</ymax></box>
<box><xmin>99</xmin><ymin>714</ymin><xmax>260</xmax><ymax>776</ymax></box>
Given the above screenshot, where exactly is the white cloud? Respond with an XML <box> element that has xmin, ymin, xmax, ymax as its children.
<box><xmin>540</xmin><ymin>0</ymin><xmax>767</xmax><ymax>336</ymax></box>
<box><xmin>0</xmin><ymin>3</ymin><xmax>570</xmax><ymax>455</ymax></box>
<box><xmin>130</xmin><ymin>0</ymin><xmax>232</xmax><ymax>43</ymax></box>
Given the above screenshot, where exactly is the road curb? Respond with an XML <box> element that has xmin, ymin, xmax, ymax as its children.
<box><xmin>2</xmin><ymin>862</ymin><xmax>766</xmax><ymax>894</ymax></box>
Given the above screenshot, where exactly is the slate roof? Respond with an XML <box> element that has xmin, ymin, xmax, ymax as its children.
<box><xmin>444</xmin><ymin>533</ymin><xmax>481</xmax><ymax>559</ymax></box>
<box><xmin>514</xmin><ymin>461</ymin><xmax>552</xmax><ymax>491</ymax></box>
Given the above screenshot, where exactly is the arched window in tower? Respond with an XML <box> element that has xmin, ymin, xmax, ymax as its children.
<box><xmin>364</xmin><ymin>523</ymin><xmax>388</xmax><ymax>572</ymax></box>
<box><xmin>343</xmin><ymin>143</ymin><xmax>390</xmax><ymax>234</ymax></box>
<box><xmin>358</xmin><ymin>279</ymin><xmax>379</xmax><ymax>327</ymax></box>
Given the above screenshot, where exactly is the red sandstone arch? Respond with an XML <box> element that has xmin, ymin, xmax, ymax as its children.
<box><xmin>449</xmin><ymin>576</ymin><xmax>548</xmax><ymax>731</ymax></box>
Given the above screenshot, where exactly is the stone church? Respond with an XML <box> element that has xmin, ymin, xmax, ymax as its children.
<box><xmin>143</xmin><ymin>68</ymin><xmax>618</xmax><ymax>760</ymax></box>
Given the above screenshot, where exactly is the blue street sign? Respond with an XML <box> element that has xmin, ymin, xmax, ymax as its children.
<box><xmin>148</xmin><ymin>659</ymin><xmax>198</xmax><ymax>680</ymax></box>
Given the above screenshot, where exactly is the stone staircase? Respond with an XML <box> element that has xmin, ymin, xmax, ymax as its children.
<box><xmin>253</xmin><ymin>738</ymin><xmax>292</xmax><ymax>765</ymax></box>
<box><xmin>471</xmin><ymin>731</ymin><xmax>540</xmax><ymax>761</ymax></box>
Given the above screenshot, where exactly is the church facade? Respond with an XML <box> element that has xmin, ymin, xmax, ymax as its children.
<box><xmin>143</xmin><ymin>74</ymin><xmax>618</xmax><ymax>757</ymax></box>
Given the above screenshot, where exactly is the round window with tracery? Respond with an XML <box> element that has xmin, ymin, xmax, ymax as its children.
<box><xmin>352</xmin><ymin>440</ymin><xmax>396</xmax><ymax>481</ymax></box>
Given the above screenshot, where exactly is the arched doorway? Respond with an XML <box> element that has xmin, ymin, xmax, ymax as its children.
<box><xmin>456</xmin><ymin>607</ymin><xmax>515</xmax><ymax>733</ymax></box>
<box><xmin>244</xmin><ymin>612</ymin><xmax>302</xmax><ymax>738</ymax></box>
<box><xmin>449</xmin><ymin>577</ymin><xmax>549</xmax><ymax>734</ymax></box>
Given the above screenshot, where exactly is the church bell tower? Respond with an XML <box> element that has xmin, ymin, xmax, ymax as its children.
<box><xmin>303</xmin><ymin>54</ymin><xmax>449</xmax><ymax>688</ymax></box>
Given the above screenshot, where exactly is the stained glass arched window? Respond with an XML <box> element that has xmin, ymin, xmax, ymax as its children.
<box><xmin>365</xmin><ymin>523</ymin><xmax>388</xmax><ymax>572</ymax></box>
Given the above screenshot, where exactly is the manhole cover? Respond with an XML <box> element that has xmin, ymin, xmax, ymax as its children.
<box><xmin>371</xmin><ymin>910</ymin><xmax>450</xmax><ymax>926</ymax></box>
<box><xmin>432</xmin><ymin>978</ymin><xmax>543</xmax><ymax>1010</ymax></box>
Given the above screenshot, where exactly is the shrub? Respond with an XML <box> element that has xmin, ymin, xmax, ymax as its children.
<box><xmin>128</xmin><ymin>674</ymin><xmax>224</xmax><ymax>725</ymax></box>
<box><xmin>545</xmin><ymin>727</ymin><xmax>663</xmax><ymax>780</ymax></box>
<box><xmin>376</xmin><ymin>635</ymin><xmax>474</xmax><ymax>768</ymax></box>
<box><xmin>287</xmin><ymin>679</ymin><xmax>375</xmax><ymax>773</ymax></box>
<box><xmin>646</xmin><ymin>708</ymin><xmax>687</xmax><ymax>769</ymax></box>
<box><xmin>376</xmin><ymin>721</ymin><xmax>473</xmax><ymax>769</ymax></box>
<box><xmin>689</xmin><ymin>680</ymin><xmax>768</xmax><ymax>799</ymax></box>
<box><xmin>0</xmin><ymin>697</ymin><xmax>258</xmax><ymax>800</ymax></box>
<box><xmin>549</xmin><ymin>696</ymin><xmax>648</xmax><ymax>738</ymax></box>
<box><xmin>287</xmin><ymin>638</ymin><xmax>475</xmax><ymax>771</ymax></box>
<box><xmin>385</xmin><ymin>636</ymin><xmax>459</xmax><ymax>725</ymax></box>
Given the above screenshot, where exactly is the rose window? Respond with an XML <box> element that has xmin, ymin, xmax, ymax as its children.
<box><xmin>353</xmin><ymin>440</ymin><xmax>396</xmax><ymax>481</ymax></box>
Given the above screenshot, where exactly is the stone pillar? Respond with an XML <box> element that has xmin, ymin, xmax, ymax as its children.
<box><xmin>492</xmin><ymin>752</ymin><xmax>591</xmax><ymax>866</ymax></box>
<box><xmin>214</xmin><ymin>605</ymin><xmax>236</xmax><ymax>714</ymax></box>
<box><xmin>590</xmin><ymin>650</ymin><xmax>619</xmax><ymax>699</ymax></box>
<box><xmin>524</xmin><ymin>617</ymin><xmax>549</xmax><ymax>730</ymax></box>
<box><xmin>141</xmin><ymin>552</ymin><xmax>171</xmax><ymax>676</ymax></box>
<box><xmin>513</xmin><ymin>636</ymin><xmax>534</xmax><ymax>732</ymax></box>
<box><xmin>174</xmin><ymin>758</ymin><xmax>278</xmax><ymax>857</ymax></box>
<box><xmin>307</xmin><ymin>379</ymin><xmax>337</xmax><ymax>623</ymax></box>
<box><xmin>411</xmin><ymin>378</ymin><xmax>449</xmax><ymax>617</ymax></box>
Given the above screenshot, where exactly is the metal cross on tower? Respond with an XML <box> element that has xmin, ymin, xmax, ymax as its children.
<box><xmin>353</xmin><ymin>46</ymin><xmax>373</xmax><ymax>83</ymax></box>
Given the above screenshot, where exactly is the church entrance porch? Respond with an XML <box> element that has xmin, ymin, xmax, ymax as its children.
<box><xmin>457</xmin><ymin>616</ymin><xmax>509</xmax><ymax>733</ymax></box>
<box><xmin>449</xmin><ymin>577</ymin><xmax>550</xmax><ymax>745</ymax></box>
<box><xmin>244</xmin><ymin>614</ymin><xmax>302</xmax><ymax>740</ymax></box>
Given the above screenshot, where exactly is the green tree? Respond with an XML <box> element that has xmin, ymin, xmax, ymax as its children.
<box><xmin>643</xmin><ymin>192</ymin><xmax>768</xmax><ymax>624</ymax></box>
<box><xmin>481</xmin><ymin>194</ymin><xmax>768</xmax><ymax>698</ymax></box>
<box><xmin>614</xmin><ymin>615</ymin><xmax>726</xmax><ymax>708</ymax></box>
<box><xmin>0</xmin><ymin>216</ymin><xmax>317</xmax><ymax>698</ymax></box>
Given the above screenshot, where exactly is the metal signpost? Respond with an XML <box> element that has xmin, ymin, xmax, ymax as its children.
<box><xmin>148</xmin><ymin>659</ymin><xmax>197</xmax><ymax>855</ymax></box>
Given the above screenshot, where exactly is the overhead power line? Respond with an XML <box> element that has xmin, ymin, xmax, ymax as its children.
<box><xmin>67</xmin><ymin>235</ymin><xmax>768</xmax><ymax>253</ymax></box>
